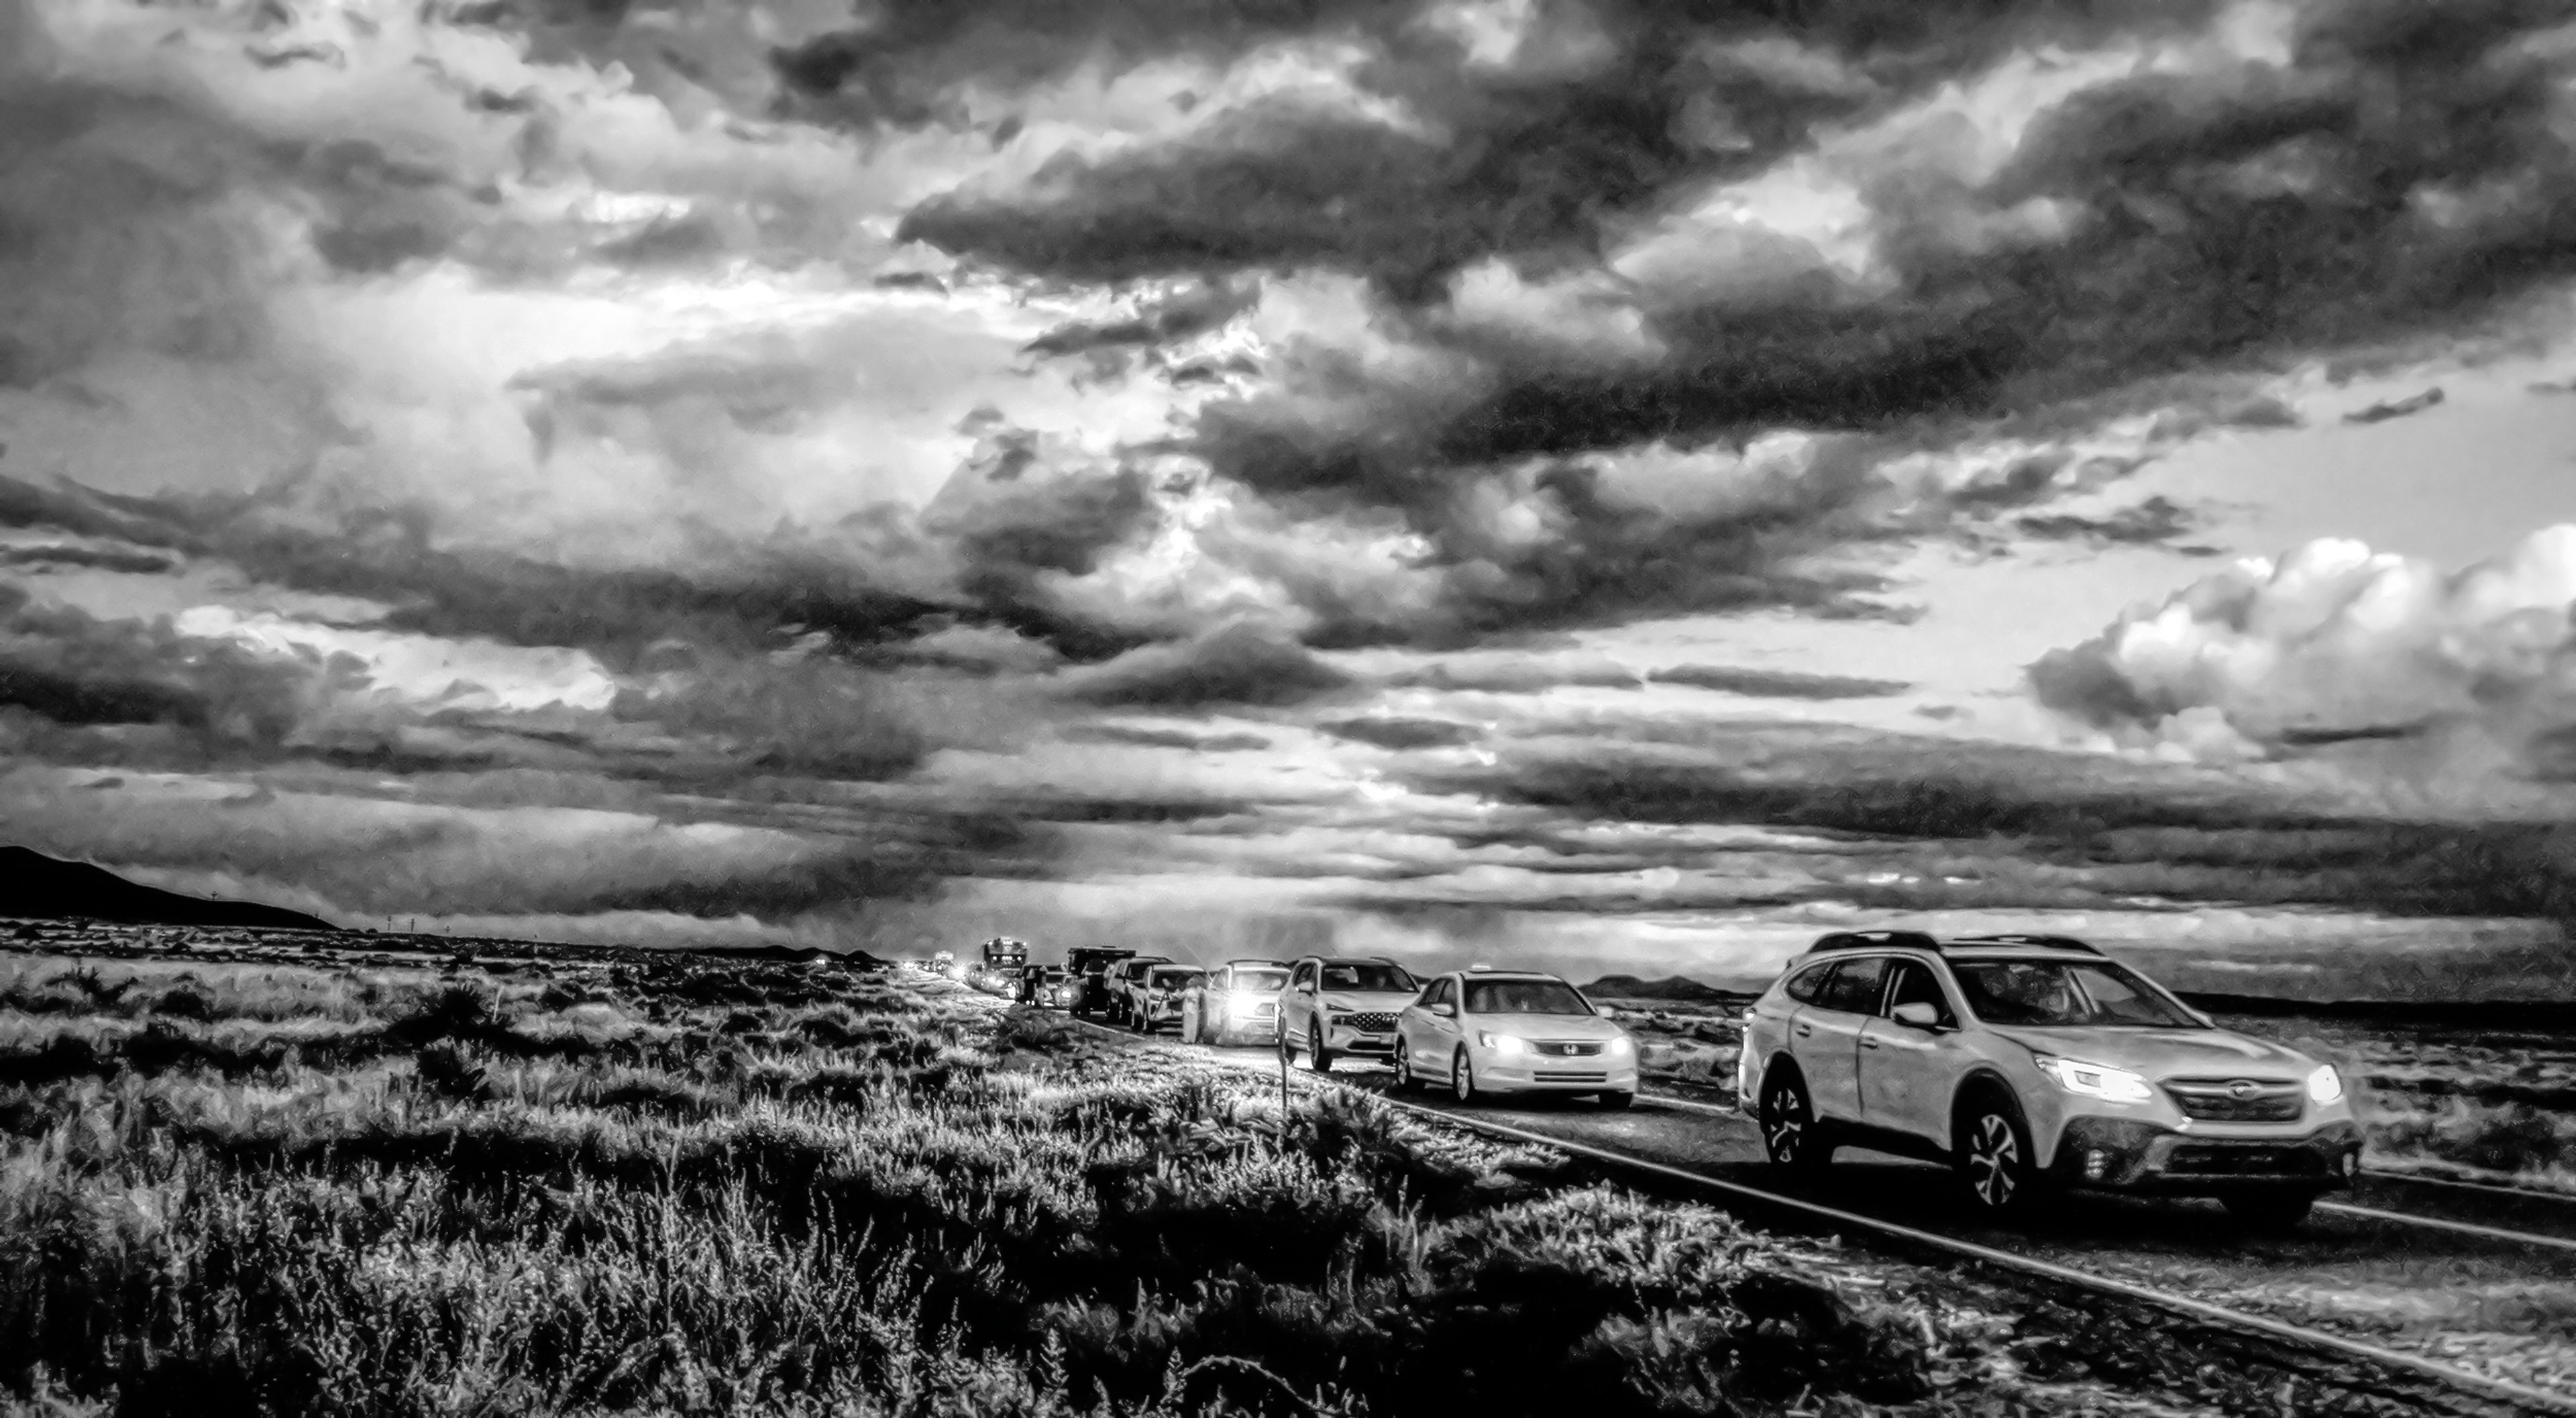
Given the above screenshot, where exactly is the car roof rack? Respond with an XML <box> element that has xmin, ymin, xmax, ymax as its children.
<box><xmin>1946</xmin><ymin>933</ymin><xmax>2105</xmax><ymax>956</ymax></box>
<box><xmin>1226</xmin><ymin>957</ymin><xmax>1289</xmax><ymax>967</ymax></box>
<box><xmin>1805</xmin><ymin>930</ymin><xmax>1943</xmax><ymax>955</ymax></box>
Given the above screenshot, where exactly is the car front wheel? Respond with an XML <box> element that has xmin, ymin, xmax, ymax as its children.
<box><xmin>1305</xmin><ymin>1029</ymin><xmax>1334</xmax><ymax>1073</ymax></box>
<box><xmin>1955</xmin><ymin>1096</ymin><xmax>2039</xmax><ymax>1215</ymax></box>
<box><xmin>1759</xmin><ymin>1071</ymin><xmax>1829</xmax><ymax>1172</ymax></box>
<box><xmin>1393</xmin><ymin>1048</ymin><xmax>1419</xmax><ymax>1092</ymax></box>
<box><xmin>1452</xmin><ymin>1048</ymin><xmax>1478</xmax><ymax>1103</ymax></box>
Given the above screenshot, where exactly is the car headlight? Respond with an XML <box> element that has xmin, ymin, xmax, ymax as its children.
<box><xmin>1477</xmin><ymin>1031</ymin><xmax>1528</xmax><ymax>1056</ymax></box>
<box><xmin>2306</xmin><ymin>1064</ymin><xmax>2344</xmax><ymax>1105</ymax></box>
<box><xmin>2033</xmin><ymin>1055</ymin><xmax>2153</xmax><ymax>1103</ymax></box>
<box><xmin>1605</xmin><ymin>1036</ymin><xmax>1633</xmax><ymax>1057</ymax></box>
<box><xmin>1229</xmin><ymin>997</ymin><xmax>1266</xmax><ymax>1019</ymax></box>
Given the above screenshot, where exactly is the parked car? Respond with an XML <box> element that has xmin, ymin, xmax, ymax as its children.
<box><xmin>1275</xmin><ymin>956</ymin><xmax>1420</xmax><ymax>1072</ymax></box>
<box><xmin>1129</xmin><ymin>964</ymin><xmax>1208</xmax><ymax>1034</ymax></box>
<box><xmin>1065</xmin><ymin>947</ymin><xmax>1138</xmax><ymax>1016</ymax></box>
<box><xmin>1181</xmin><ymin>959</ymin><xmax>1291</xmax><ymax>1046</ymax></box>
<box><xmin>1737</xmin><ymin>930</ymin><xmax>2364</xmax><ymax>1228</ymax></box>
<box><xmin>1105</xmin><ymin>956</ymin><xmax>1175</xmax><ymax>1027</ymax></box>
<box><xmin>1391</xmin><ymin>968</ymin><xmax>1638</xmax><ymax>1107</ymax></box>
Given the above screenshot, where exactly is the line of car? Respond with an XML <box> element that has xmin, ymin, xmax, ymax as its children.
<box><xmin>987</xmin><ymin>930</ymin><xmax>2366</xmax><ymax>1229</ymax></box>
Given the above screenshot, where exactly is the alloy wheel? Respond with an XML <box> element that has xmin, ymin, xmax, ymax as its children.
<box><xmin>1965</xmin><ymin>1112</ymin><xmax>2021</xmax><ymax>1209</ymax></box>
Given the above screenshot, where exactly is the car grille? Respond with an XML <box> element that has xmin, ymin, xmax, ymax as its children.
<box><xmin>1533</xmin><ymin>1071</ymin><xmax>1609</xmax><ymax>1084</ymax></box>
<box><xmin>2165</xmin><ymin>1144</ymin><xmax>2326</xmax><ymax>1178</ymax></box>
<box><xmin>1533</xmin><ymin>1041</ymin><xmax>1603</xmax><ymax>1058</ymax></box>
<box><xmin>1340</xmin><ymin>1012</ymin><xmax>1397</xmax><ymax>1032</ymax></box>
<box><xmin>2163</xmin><ymin>1078</ymin><xmax>2305</xmax><ymax>1123</ymax></box>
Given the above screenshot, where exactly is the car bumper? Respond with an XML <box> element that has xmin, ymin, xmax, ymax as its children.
<box><xmin>1475</xmin><ymin>1058</ymin><xmax>1640</xmax><ymax>1092</ymax></box>
<box><xmin>1324</xmin><ymin>1024</ymin><xmax>1399</xmax><ymax>1056</ymax></box>
<box><xmin>1212</xmin><ymin>1011</ymin><xmax>1277</xmax><ymax>1040</ymax></box>
<box><xmin>2048</xmin><ymin>1117</ymin><xmax>2365</xmax><ymax>1193</ymax></box>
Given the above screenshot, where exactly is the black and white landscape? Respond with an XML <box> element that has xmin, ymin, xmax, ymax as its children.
<box><xmin>11</xmin><ymin>0</ymin><xmax>2576</xmax><ymax>1413</ymax></box>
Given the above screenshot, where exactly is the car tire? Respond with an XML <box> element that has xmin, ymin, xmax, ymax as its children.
<box><xmin>1599</xmin><ymin>1091</ymin><xmax>1634</xmax><ymax>1110</ymax></box>
<box><xmin>2222</xmin><ymin>1191</ymin><xmax>2316</xmax><ymax>1232</ymax></box>
<box><xmin>1759</xmin><ymin>1070</ymin><xmax>1831</xmax><ymax>1173</ymax></box>
<box><xmin>1393</xmin><ymin>1048</ymin><xmax>1419</xmax><ymax>1092</ymax></box>
<box><xmin>1955</xmin><ymin>1092</ymin><xmax>2041</xmax><ymax>1215</ymax></box>
<box><xmin>1452</xmin><ymin>1048</ymin><xmax>1479</xmax><ymax>1103</ymax></box>
<box><xmin>1306</xmin><ymin>1030</ymin><xmax>1334</xmax><ymax>1073</ymax></box>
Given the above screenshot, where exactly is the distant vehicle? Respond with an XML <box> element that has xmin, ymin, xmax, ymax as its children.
<box><xmin>1275</xmin><ymin>956</ymin><xmax>1420</xmax><ymax>1073</ymax></box>
<box><xmin>1737</xmin><ymin>931</ymin><xmax>2363</xmax><ymax>1228</ymax></box>
<box><xmin>1130</xmin><ymin>964</ymin><xmax>1208</xmax><ymax>1034</ymax></box>
<box><xmin>1182</xmin><ymin>959</ymin><xmax>1291</xmax><ymax>1046</ymax></box>
<box><xmin>1064</xmin><ymin>946</ymin><xmax>1138</xmax><ymax>1016</ymax></box>
<box><xmin>1108</xmin><ymin>955</ymin><xmax>1177</xmax><ymax>1027</ymax></box>
<box><xmin>929</xmin><ymin>950</ymin><xmax>956</xmax><ymax>979</ymax></box>
<box><xmin>1026</xmin><ymin>965</ymin><xmax>1079</xmax><ymax>1010</ymax></box>
<box><xmin>981</xmin><ymin>936</ymin><xmax>1029</xmax><ymax>973</ymax></box>
<box><xmin>1392</xmin><ymin>969</ymin><xmax>1638</xmax><ymax>1107</ymax></box>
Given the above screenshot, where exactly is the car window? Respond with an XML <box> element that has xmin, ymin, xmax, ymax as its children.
<box><xmin>1781</xmin><ymin>961</ymin><xmax>1833</xmax><ymax>1004</ymax></box>
<box><xmin>1815</xmin><ymin>957</ymin><xmax>1889</xmax><ymax>1014</ymax></box>
<box><xmin>1881</xmin><ymin>960</ymin><xmax>1955</xmax><ymax>1028</ymax></box>
<box><xmin>1462</xmin><ymin>979</ymin><xmax>1594</xmax><ymax>1016</ymax></box>
<box><xmin>1947</xmin><ymin>959</ymin><xmax>2202</xmax><ymax>1028</ymax></box>
<box><xmin>1234</xmin><ymin>969</ymin><xmax>1288</xmax><ymax>993</ymax></box>
<box><xmin>1320</xmin><ymin>963</ymin><xmax>1418</xmax><ymax>992</ymax></box>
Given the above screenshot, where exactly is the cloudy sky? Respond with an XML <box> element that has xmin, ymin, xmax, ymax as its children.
<box><xmin>11</xmin><ymin>0</ymin><xmax>2576</xmax><ymax>997</ymax></box>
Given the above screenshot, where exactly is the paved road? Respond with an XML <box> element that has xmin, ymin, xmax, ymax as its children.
<box><xmin>1126</xmin><ymin>1025</ymin><xmax>2576</xmax><ymax>1401</ymax></box>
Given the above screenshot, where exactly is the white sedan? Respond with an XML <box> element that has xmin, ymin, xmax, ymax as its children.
<box><xmin>1391</xmin><ymin>969</ymin><xmax>1639</xmax><ymax>1107</ymax></box>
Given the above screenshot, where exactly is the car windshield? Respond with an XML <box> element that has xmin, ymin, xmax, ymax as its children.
<box><xmin>1232</xmin><ymin>969</ymin><xmax>1289</xmax><ymax>992</ymax></box>
<box><xmin>1947</xmin><ymin>959</ymin><xmax>2202</xmax><ymax>1028</ymax></box>
<box><xmin>1462</xmin><ymin>979</ymin><xmax>1593</xmax><ymax>1016</ymax></box>
<box><xmin>1320</xmin><ymin>963</ymin><xmax>1418</xmax><ymax>992</ymax></box>
<box><xmin>1150</xmin><ymin>969</ymin><xmax>1201</xmax><ymax>988</ymax></box>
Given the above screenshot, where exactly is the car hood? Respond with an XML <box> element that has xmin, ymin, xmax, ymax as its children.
<box><xmin>1986</xmin><ymin>1026</ymin><xmax>2314</xmax><ymax>1079</ymax></box>
<box><xmin>1468</xmin><ymin>1014</ymin><xmax>1628</xmax><ymax>1042</ymax></box>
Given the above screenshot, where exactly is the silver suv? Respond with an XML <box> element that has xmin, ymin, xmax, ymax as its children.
<box><xmin>1737</xmin><ymin>931</ymin><xmax>2363</xmax><ymax>1228</ymax></box>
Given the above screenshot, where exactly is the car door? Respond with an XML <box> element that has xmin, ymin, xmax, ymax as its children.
<box><xmin>1857</xmin><ymin>959</ymin><xmax>1966</xmax><ymax>1144</ymax></box>
<box><xmin>1286</xmin><ymin>961</ymin><xmax>1318</xmax><ymax>1046</ymax></box>
<box><xmin>1796</xmin><ymin>955</ymin><xmax>1886</xmax><ymax>1122</ymax></box>
<box><xmin>1408</xmin><ymin>977</ymin><xmax>1461</xmax><ymax>1073</ymax></box>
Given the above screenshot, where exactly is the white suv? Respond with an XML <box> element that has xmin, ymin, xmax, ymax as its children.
<box><xmin>1737</xmin><ymin>931</ymin><xmax>2363</xmax><ymax>1228</ymax></box>
<box><xmin>1275</xmin><ymin>956</ymin><xmax>1419</xmax><ymax>1072</ymax></box>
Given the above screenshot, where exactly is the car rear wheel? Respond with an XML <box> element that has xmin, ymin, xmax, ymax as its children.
<box><xmin>2222</xmin><ymin>1191</ymin><xmax>2316</xmax><ymax>1232</ymax></box>
<box><xmin>1452</xmin><ymin>1048</ymin><xmax>1479</xmax><ymax>1103</ymax></box>
<box><xmin>1759</xmin><ymin>1071</ymin><xmax>1829</xmax><ymax>1172</ymax></box>
<box><xmin>1955</xmin><ymin>1095</ymin><xmax>2039</xmax><ymax>1215</ymax></box>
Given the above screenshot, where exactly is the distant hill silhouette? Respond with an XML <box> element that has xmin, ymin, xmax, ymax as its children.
<box><xmin>1</xmin><ymin>846</ymin><xmax>336</xmax><ymax>932</ymax></box>
<box><xmin>1582</xmin><ymin>974</ymin><xmax>1757</xmax><ymax>1003</ymax></box>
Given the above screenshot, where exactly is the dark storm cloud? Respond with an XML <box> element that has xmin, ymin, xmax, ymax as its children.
<box><xmin>1053</xmin><ymin>619</ymin><xmax>1354</xmax><ymax>708</ymax></box>
<box><xmin>2343</xmin><ymin>386</ymin><xmax>2446</xmax><ymax>425</ymax></box>
<box><xmin>2012</xmin><ymin>494</ymin><xmax>2196</xmax><ymax>545</ymax></box>
<box><xmin>0</xmin><ymin>585</ymin><xmax>335</xmax><ymax>746</ymax></box>
<box><xmin>1644</xmin><ymin>663</ymin><xmax>1911</xmax><ymax>699</ymax></box>
<box><xmin>889</xmin><ymin>0</ymin><xmax>2576</xmax><ymax>650</ymax></box>
<box><xmin>1319</xmin><ymin>716</ymin><xmax>1483</xmax><ymax>749</ymax></box>
<box><xmin>1062</xmin><ymin>724</ymin><xmax>1275</xmax><ymax>751</ymax></box>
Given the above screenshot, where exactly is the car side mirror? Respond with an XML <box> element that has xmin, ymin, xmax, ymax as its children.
<box><xmin>1429</xmin><ymin>1002</ymin><xmax>1455</xmax><ymax>1018</ymax></box>
<box><xmin>1891</xmin><ymin>1001</ymin><xmax>1942</xmax><ymax>1030</ymax></box>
